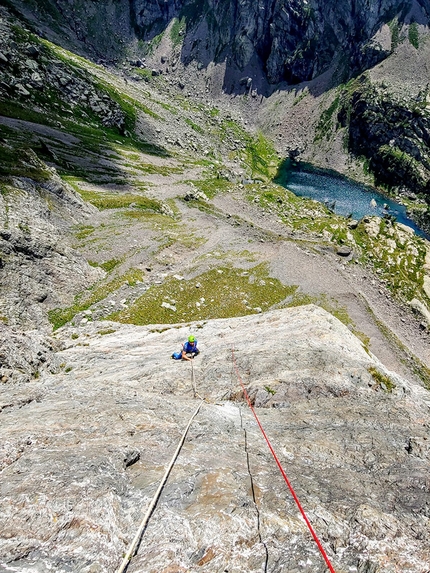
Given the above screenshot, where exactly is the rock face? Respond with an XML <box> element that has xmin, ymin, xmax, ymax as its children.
<box><xmin>339</xmin><ymin>78</ymin><xmax>430</xmax><ymax>203</ymax></box>
<box><xmin>133</xmin><ymin>0</ymin><xmax>403</xmax><ymax>86</ymax></box>
<box><xmin>0</xmin><ymin>10</ymin><xmax>127</xmax><ymax>133</ymax></box>
<box><xmin>0</xmin><ymin>167</ymin><xmax>103</xmax><ymax>382</ymax></box>
<box><xmin>12</xmin><ymin>0</ymin><xmax>420</xmax><ymax>88</ymax></box>
<box><xmin>1</xmin><ymin>306</ymin><xmax>429</xmax><ymax>572</ymax></box>
<box><xmin>0</xmin><ymin>171</ymin><xmax>101</xmax><ymax>331</ymax></box>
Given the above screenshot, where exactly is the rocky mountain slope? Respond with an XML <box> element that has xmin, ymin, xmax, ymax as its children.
<box><xmin>1</xmin><ymin>1</ymin><xmax>430</xmax><ymax>374</ymax></box>
<box><xmin>1</xmin><ymin>3</ymin><xmax>430</xmax><ymax>571</ymax></box>
<box><xmin>1</xmin><ymin>306</ymin><xmax>430</xmax><ymax>573</ymax></box>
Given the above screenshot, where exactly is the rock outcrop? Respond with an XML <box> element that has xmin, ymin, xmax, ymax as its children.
<box><xmin>0</xmin><ymin>10</ymin><xmax>127</xmax><ymax>134</ymax></box>
<box><xmin>11</xmin><ymin>0</ymin><xmax>426</xmax><ymax>88</ymax></box>
<box><xmin>0</xmin><ymin>166</ymin><xmax>103</xmax><ymax>382</ymax></box>
<box><xmin>132</xmin><ymin>0</ymin><xmax>405</xmax><ymax>86</ymax></box>
<box><xmin>1</xmin><ymin>306</ymin><xmax>429</xmax><ymax>572</ymax></box>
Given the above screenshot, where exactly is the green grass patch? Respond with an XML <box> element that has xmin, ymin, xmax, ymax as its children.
<box><xmin>100</xmin><ymin>258</ymin><xmax>121</xmax><ymax>272</ymax></box>
<box><xmin>144</xmin><ymin>32</ymin><xmax>164</xmax><ymax>56</ymax></box>
<box><xmin>244</xmin><ymin>133</ymin><xmax>279</xmax><ymax>180</ymax></box>
<box><xmin>108</xmin><ymin>263</ymin><xmax>297</xmax><ymax>325</ymax></box>
<box><xmin>314</xmin><ymin>96</ymin><xmax>340</xmax><ymax>142</ymax></box>
<box><xmin>170</xmin><ymin>17</ymin><xmax>186</xmax><ymax>46</ymax></box>
<box><xmin>74</xmin><ymin>225</ymin><xmax>95</xmax><ymax>239</ymax></box>
<box><xmin>368</xmin><ymin>366</ymin><xmax>396</xmax><ymax>392</ymax></box>
<box><xmin>185</xmin><ymin>118</ymin><xmax>204</xmax><ymax>134</ymax></box>
<box><xmin>77</xmin><ymin>189</ymin><xmax>163</xmax><ymax>211</ymax></box>
<box><xmin>292</xmin><ymin>89</ymin><xmax>308</xmax><ymax>106</ymax></box>
<box><xmin>132</xmin><ymin>67</ymin><xmax>153</xmax><ymax>81</ymax></box>
<box><xmin>359</xmin><ymin>293</ymin><xmax>430</xmax><ymax>389</ymax></box>
<box><xmin>119</xmin><ymin>211</ymin><xmax>204</xmax><ymax>248</ymax></box>
<box><xmin>389</xmin><ymin>18</ymin><xmax>402</xmax><ymax>49</ymax></box>
<box><xmin>48</xmin><ymin>267</ymin><xmax>145</xmax><ymax>330</ymax></box>
<box><xmin>190</xmin><ymin>176</ymin><xmax>234</xmax><ymax>199</ymax></box>
<box><xmin>408</xmin><ymin>22</ymin><xmax>419</xmax><ymax>49</ymax></box>
<box><xmin>133</xmin><ymin>162</ymin><xmax>183</xmax><ymax>176</ymax></box>
<box><xmin>98</xmin><ymin>328</ymin><xmax>117</xmax><ymax>336</ymax></box>
<box><xmin>0</xmin><ymin>141</ymin><xmax>51</xmax><ymax>181</ymax></box>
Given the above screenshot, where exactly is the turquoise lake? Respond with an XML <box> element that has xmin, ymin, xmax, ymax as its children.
<box><xmin>282</xmin><ymin>169</ymin><xmax>429</xmax><ymax>240</ymax></box>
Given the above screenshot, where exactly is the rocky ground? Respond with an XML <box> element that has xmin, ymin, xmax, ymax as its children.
<box><xmin>1</xmin><ymin>306</ymin><xmax>429</xmax><ymax>573</ymax></box>
<box><xmin>1</xmin><ymin>5</ymin><xmax>430</xmax><ymax>572</ymax></box>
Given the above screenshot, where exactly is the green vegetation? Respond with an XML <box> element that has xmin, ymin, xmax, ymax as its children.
<box><xmin>190</xmin><ymin>176</ymin><xmax>234</xmax><ymax>199</ymax></box>
<box><xmin>292</xmin><ymin>90</ymin><xmax>308</xmax><ymax>106</ymax></box>
<box><xmin>108</xmin><ymin>264</ymin><xmax>297</xmax><ymax>325</ymax></box>
<box><xmin>48</xmin><ymin>267</ymin><xmax>144</xmax><ymax>330</ymax></box>
<box><xmin>350</xmin><ymin>218</ymin><xmax>427</xmax><ymax>302</ymax></box>
<box><xmin>360</xmin><ymin>294</ymin><xmax>430</xmax><ymax>389</ymax></box>
<box><xmin>98</xmin><ymin>328</ymin><xmax>117</xmax><ymax>336</ymax></box>
<box><xmin>170</xmin><ymin>17</ymin><xmax>186</xmax><ymax>46</ymax></box>
<box><xmin>143</xmin><ymin>32</ymin><xmax>164</xmax><ymax>56</ymax></box>
<box><xmin>408</xmin><ymin>22</ymin><xmax>419</xmax><ymax>49</ymax></box>
<box><xmin>244</xmin><ymin>133</ymin><xmax>279</xmax><ymax>180</ymax></box>
<box><xmin>185</xmin><ymin>118</ymin><xmax>204</xmax><ymax>134</ymax></box>
<box><xmin>389</xmin><ymin>18</ymin><xmax>402</xmax><ymax>50</ymax></box>
<box><xmin>314</xmin><ymin>96</ymin><xmax>340</xmax><ymax>142</ymax></box>
<box><xmin>74</xmin><ymin>225</ymin><xmax>95</xmax><ymax>240</ymax></box>
<box><xmin>264</xmin><ymin>385</ymin><xmax>276</xmax><ymax>395</ymax></box>
<box><xmin>0</xmin><ymin>135</ymin><xmax>51</xmax><ymax>181</ymax></box>
<box><xmin>214</xmin><ymin>118</ymin><xmax>279</xmax><ymax>179</ymax></box>
<box><xmin>100</xmin><ymin>258</ymin><xmax>121</xmax><ymax>272</ymax></box>
<box><xmin>76</xmin><ymin>189</ymin><xmax>163</xmax><ymax>211</ymax></box>
<box><xmin>367</xmin><ymin>366</ymin><xmax>396</xmax><ymax>392</ymax></box>
<box><xmin>132</xmin><ymin>67</ymin><xmax>153</xmax><ymax>81</ymax></box>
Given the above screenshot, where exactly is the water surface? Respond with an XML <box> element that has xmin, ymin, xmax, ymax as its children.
<box><xmin>282</xmin><ymin>169</ymin><xmax>428</xmax><ymax>239</ymax></box>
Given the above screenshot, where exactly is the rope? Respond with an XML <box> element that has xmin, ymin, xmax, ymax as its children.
<box><xmin>116</xmin><ymin>399</ymin><xmax>204</xmax><ymax>573</ymax></box>
<box><xmin>231</xmin><ymin>346</ymin><xmax>337</xmax><ymax>573</ymax></box>
<box><xmin>191</xmin><ymin>360</ymin><xmax>197</xmax><ymax>398</ymax></box>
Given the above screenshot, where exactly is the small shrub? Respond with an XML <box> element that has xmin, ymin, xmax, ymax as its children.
<box><xmin>368</xmin><ymin>366</ymin><xmax>396</xmax><ymax>392</ymax></box>
<box><xmin>264</xmin><ymin>385</ymin><xmax>276</xmax><ymax>395</ymax></box>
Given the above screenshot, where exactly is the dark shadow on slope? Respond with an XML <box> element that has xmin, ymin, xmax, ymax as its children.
<box><xmin>131</xmin><ymin>0</ymin><xmax>428</xmax><ymax>98</ymax></box>
<box><xmin>7</xmin><ymin>0</ymin><xmax>430</xmax><ymax>99</ymax></box>
<box><xmin>0</xmin><ymin>6</ymin><xmax>169</xmax><ymax>190</ymax></box>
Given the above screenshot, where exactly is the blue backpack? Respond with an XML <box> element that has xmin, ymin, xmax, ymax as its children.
<box><xmin>172</xmin><ymin>351</ymin><xmax>182</xmax><ymax>360</ymax></box>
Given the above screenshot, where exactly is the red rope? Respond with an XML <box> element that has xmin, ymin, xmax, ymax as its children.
<box><xmin>231</xmin><ymin>347</ymin><xmax>337</xmax><ymax>573</ymax></box>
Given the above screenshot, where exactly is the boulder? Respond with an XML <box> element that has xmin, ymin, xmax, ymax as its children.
<box><xmin>337</xmin><ymin>245</ymin><xmax>353</xmax><ymax>256</ymax></box>
<box><xmin>409</xmin><ymin>298</ymin><xmax>430</xmax><ymax>326</ymax></box>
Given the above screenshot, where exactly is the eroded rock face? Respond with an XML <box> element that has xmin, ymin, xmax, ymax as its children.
<box><xmin>0</xmin><ymin>169</ymin><xmax>103</xmax><ymax>382</ymax></box>
<box><xmin>0</xmin><ymin>173</ymin><xmax>101</xmax><ymax>331</ymax></box>
<box><xmin>0</xmin><ymin>9</ymin><xmax>127</xmax><ymax>132</ymax></box>
<box><xmin>133</xmin><ymin>0</ymin><xmax>404</xmax><ymax>85</ymax></box>
<box><xmin>11</xmin><ymin>0</ymin><xmax>415</xmax><ymax>87</ymax></box>
<box><xmin>1</xmin><ymin>306</ymin><xmax>429</xmax><ymax>572</ymax></box>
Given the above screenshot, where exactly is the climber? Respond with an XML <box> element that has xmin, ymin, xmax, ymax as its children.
<box><xmin>181</xmin><ymin>335</ymin><xmax>199</xmax><ymax>361</ymax></box>
<box><xmin>171</xmin><ymin>335</ymin><xmax>200</xmax><ymax>360</ymax></box>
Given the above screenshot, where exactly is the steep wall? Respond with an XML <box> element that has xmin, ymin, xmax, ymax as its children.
<box><xmin>11</xmin><ymin>0</ymin><xmax>426</xmax><ymax>86</ymax></box>
<box><xmin>132</xmin><ymin>0</ymin><xmax>410</xmax><ymax>87</ymax></box>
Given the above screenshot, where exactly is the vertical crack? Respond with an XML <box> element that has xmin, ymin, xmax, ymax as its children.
<box><xmin>238</xmin><ymin>406</ymin><xmax>269</xmax><ymax>573</ymax></box>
